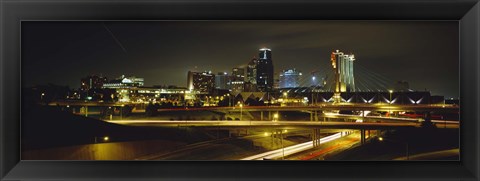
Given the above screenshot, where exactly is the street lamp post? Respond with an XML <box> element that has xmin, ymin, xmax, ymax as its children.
<box><xmin>389</xmin><ymin>90</ymin><xmax>393</xmax><ymax>104</ymax></box>
<box><xmin>239</xmin><ymin>103</ymin><xmax>243</xmax><ymax>122</ymax></box>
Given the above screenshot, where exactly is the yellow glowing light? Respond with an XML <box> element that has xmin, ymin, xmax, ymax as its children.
<box><xmin>389</xmin><ymin>90</ymin><xmax>393</xmax><ymax>93</ymax></box>
<box><xmin>283</xmin><ymin>92</ymin><xmax>287</xmax><ymax>96</ymax></box>
<box><xmin>103</xmin><ymin>136</ymin><xmax>109</xmax><ymax>141</ymax></box>
<box><xmin>378</xmin><ymin>137</ymin><xmax>383</xmax><ymax>141</ymax></box>
<box><xmin>264</xmin><ymin>132</ymin><xmax>269</xmax><ymax>136</ymax></box>
<box><xmin>273</xmin><ymin>114</ymin><xmax>279</xmax><ymax>119</ymax></box>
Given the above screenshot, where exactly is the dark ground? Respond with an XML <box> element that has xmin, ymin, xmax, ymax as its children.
<box><xmin>325</xmin><ymin>127</ymin><xmax>459</xmax><ymax>160</ymax></box>
<box><xmin>21</xmin><ymin>103</ymin><xmax>212</xmax><ymax>150</ymax></box>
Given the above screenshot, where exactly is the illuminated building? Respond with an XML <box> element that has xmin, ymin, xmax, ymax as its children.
<box><xmin>230</xmin><ymin>80</ymin><xmax>244</xmax><ymax>95</ymax></box>
<box><xmin>102</xmin><ymin>75</ymin><xmax>144</xmax><ymax>89</ymax></box>
<box><xmin>246</xmin><ymin>57</ymin><xmax>258</xmax><ymax>84</ymax></box>
<box><xmin>187</xmin><ymin>71</ymin><xmax>215</xmax><ymax>93</ymax></box>
<box><xmin>215</xmin><ymin>72</ymin><xmax>230</xmax><ymax>90</ymax></box>
<box><xmin>331</xmin><ymin>50</ymin><xmax>355</xmax><ymax>93</ymax></box>
<box><xmin>230</xmin><ymin>68</ymin><xmax>245</xmax><ymax>94</ymax></box>
<box><xmin>256</xmin><ymin>48</ymin><xmax>274</xmax><ymax>91</ymax></box>
<box><xmin>279</xmin><ymin>69</ymin><xmax>302</xmax><ymax>88</ymax></box>
<box><xmin>80</xmin><ymin>75</ymin><xmax>108</xmax><ymax>91</ymax></box>
<box><xmin>232</xmin><ymin>68</ymin><xmax>245</xmax><ymax>81</ymax></box>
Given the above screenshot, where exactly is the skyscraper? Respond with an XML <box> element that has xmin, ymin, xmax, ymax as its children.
<box><xmin>331</xmin><ymin>50</ymin><xmax>355</xmax><ymax>93</ymax></box>
<box><xmin>231</xmin><ymin>68</ymin><xmax>245</xmax><ymax>94</ymax></box>
<box><xmin>187</xmin><ymin>71</ymin><xmax>215</xmax><ymax>93</ymax></box>
<box><xmin>256</xmin><ymin>48</ymin><xmax>274</xmax><ymax>91</ymax></box>
<box><xmin>231</xmin><ymin>68</ymin><xmax>245</xmax><ymax>81</ymax></box>
<box><xmin>246</xmin><ymin>57</ymin><xmax>257</xmax><ymax>84</ymax></box>
<box><xmin>279</xmin><ymin>69</ymin><xmax>302</xmax><ymax>88</ymax></box>
<box><xmin>215</xmin><ymin>72</ymin><xmax>230</xmax><ymax>90</ymax></box>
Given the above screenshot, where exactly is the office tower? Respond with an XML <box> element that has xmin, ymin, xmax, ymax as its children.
<box><xmin>331</xmin><ymin>50</ymin><xmax>355</xmax><ymax>92</ymax></box>
<box><xmin>215</xmin><ymin>72</ymin><xmax>230</xmax><ymax>90</ymax></box>
<box><xmin>256</xmin><ymin>48</ymin><xmax>274</xmax><ymax>91</ymax></box>
<box><xmin>246</xmin><ymin>57</ymin><xmax>258</xmax><ymax>84</ymax></box>
<box><xmin>187</xmin><ymin>71</ymin><xmax>215</xmax><ymax>93</ymax></box>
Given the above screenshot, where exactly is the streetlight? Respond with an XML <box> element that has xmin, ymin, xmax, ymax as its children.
<box><xmin>389</xmin><ymin>90</ymin><xmax>393</xmax><ymax>104</ymax></box>
<box><xmin>273</xmin><ymin>113</ymin><xmax>279</xmax><ymax>122</ymax></box>
<box><xmin>94</xmin><ymin>136</ymin><xmax>110</xmax><ymax>143</ymax></box>
<box><xmin>239</xmin><ymin>103</ymin><xmax>243</xmax><ymax>121</ymax></box>
<box><xmin>41</xmin><ymin>93</ymin><xmax>45</xmax><ymax>100</ymax></box>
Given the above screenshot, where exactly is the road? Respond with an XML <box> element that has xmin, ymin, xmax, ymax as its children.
<box><xmin>136</xmin><ymin>132</ymin><xmax>306</xmax><ymax>160</ymax></box>
<box><xmin>393</xmin><ymin>148</ymin><xmax>459</xmax><ymax>160</ymax></box>
<box><xmin>241</xmin><ymin>131</ymin><xmax>355</xmax><ymax>160</ymax></box>
<box><xmin>50</xmin><ymin>100</ymin><xmax>459</xmax><ymax>112</ymax></box>
<box><xmin>108</xmin><ymin>120</ymin><xmax>459</xmax><ymax>129</ymax></box>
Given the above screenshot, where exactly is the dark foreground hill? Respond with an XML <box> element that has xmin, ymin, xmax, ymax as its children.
<box><xmin>22</xmin><ymin>104</ymin><xmax>210</xmax><ymax>150</ymax></box>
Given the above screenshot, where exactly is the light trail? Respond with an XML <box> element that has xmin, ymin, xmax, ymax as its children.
<box><xmin>241</xmin><ymin>131</ymin><xmax>354</xmax><ymax>160</ymax></box>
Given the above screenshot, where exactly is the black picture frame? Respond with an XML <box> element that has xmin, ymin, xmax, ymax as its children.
<box><xmin>1</xmin><ymin>0</ymin><xmax>479</xmax><ymax>180</ymax></box>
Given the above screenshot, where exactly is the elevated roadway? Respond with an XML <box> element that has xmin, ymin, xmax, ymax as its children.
<box><xmin>49</xmin><ymin>101</ymin><xmax>459</xmax><ymax>112</ymax></box>
<box><xmin>108</xmin><ymin>120</ymin><xmax>459</xmax><ymax>130</ymax></box>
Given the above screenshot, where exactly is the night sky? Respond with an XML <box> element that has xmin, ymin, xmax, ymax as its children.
<box><xmin>22</xmin><ymin>21</ymin><xmax>459</xmax><ymax>98</ymax></box>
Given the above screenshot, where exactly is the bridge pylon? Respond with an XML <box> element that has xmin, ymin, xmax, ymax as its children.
<box><xmin>332</xmin><ymin>92</ymin><xmax>342</xmax><ymax>103</ymax></box>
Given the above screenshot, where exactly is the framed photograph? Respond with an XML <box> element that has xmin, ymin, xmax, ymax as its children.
<box><xmin>1</xmin><ymin>0</ymin><xmax>479</xmax><ymax>180</ymax></box>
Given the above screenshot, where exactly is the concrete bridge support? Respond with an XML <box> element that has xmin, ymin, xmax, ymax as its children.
<box><xmin>312</xmin><ymin>128</ymin><xmax>321</xmax><ymax>147</ymax></box>
<box><xmin>360</xmin><ymin>129</ymin><xmax>366</xmax><ymax>144</ymax></box>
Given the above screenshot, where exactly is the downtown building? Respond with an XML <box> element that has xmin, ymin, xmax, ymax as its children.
<box><xmin>230</xmin><ymin>67</ymin><xmax>245</xmax><ymax>95</ymax></box>
<box><xmin>102</xmin><ymin>75</ymin><xmax>144</xmax><ymax>89</ymax></box>
<box><xmin>246</xmin><ymin>57</ymin><xmax>258</xmax><ymax>84</ymax></box>
<box><xmin>215</xmin><ymin>72</ymin><xmax>230</xmax><ymax>90</ymax></box>
<box><xmin>245</xmin><ymin>57</ymin><xmax>258</xmax><ymax>92</ymax></box>
<box><xmin>279</xmin><ymin>69</ymin><xmax>302</xmax><ymax>88</ymax></box>
<box><xmin>101</xmin><ymin>75</ymin><xmax>145</xmax><ymax>102</ymax></box>
<box><xmin>331</xmin><ymin>50</ymin><xmax>355</xmax><ymax>92</ymax></box>
<box><xmin>256</xmin><ymin>48</ymin><xmax>274</xmax><ymax>91</ymax></box>
<box><xmin>80</xmin><ymin>75</ymin><xmax>108</xmax><ymax>91</ymax></box>
<box><xmin>187</xmin><ymin>71</ymin><xmax>215</xmax><ymax>93</ymax></box>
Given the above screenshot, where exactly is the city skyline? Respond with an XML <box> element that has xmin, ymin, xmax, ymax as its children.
<box><xmin>22</xmin><ymin>21</ymin><xmax>459</xmax><ymax>98</ymax></box>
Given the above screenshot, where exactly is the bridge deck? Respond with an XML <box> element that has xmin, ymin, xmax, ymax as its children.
<box><xmin>108</xmin><ymin>120</ymin><xmax>459</xmax><ymax>130</ymax></box>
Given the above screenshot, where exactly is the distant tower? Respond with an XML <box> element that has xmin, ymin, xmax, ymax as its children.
<box><xmin>215</xmin><ymin>72</ymin><xmax>230</xmax><ymax>90</ymax></box>
<box><xmin>231</xmin><ymin>68</ymin><xmax>245</xmax><ymax>94</ymax></box>
<box><xmin>256</xmin><ymin>48</ymin><xmax>274</xmax><ymax>91</ymax></box>
<box><xmin>246</xmin><ymin>57</ymin><xmax>258</xmax><ymax>85</ymax></box>
<box><xmin>331</xmin><ymin>50</ymin><xmax>355</xmax><ymax>102</ymax></box>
